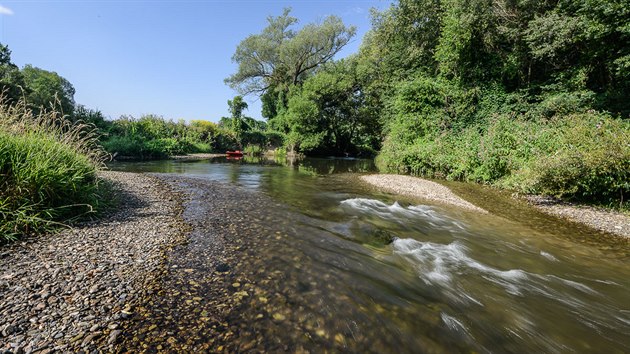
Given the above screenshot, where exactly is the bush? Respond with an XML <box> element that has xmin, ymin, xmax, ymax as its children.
<box><xmin>0</xmin><ymin>100</ymin><xmax>107</xmax><ymax>241</ymax></box>
<box><xmin>103</xmin><ymin>115</ymin><xmax>215</xmax><ymax>159</ymax></box>
<box><xmin>516</xmin><ymin>114</ymin><xmax>630</xmax><ymax>207</ymax></box>
<box><xmin>378</xmin><ymin>106</ymin><xmax>629</xmax><ymax>208</ymax></box>
<box><xmin>264</xmin><ymin>131</ymin><xmax>286</xmax><ymax>148</ymax></box>
<box><xmin>102</xmin><ymin>115</ymin><xmax>278</xmax><ymax>158</ymax></box>
<box><xmin>102</xmin><ymin>135</ymin><xmax>148</xmax><ymax>158</ymax></box>
<box><xmin>243</xmin><ymin>144</ymin><xmax>263</xmax><ymax>156</ymax></box>
<box><xmin>242</xmin><ymin>130</ymin><xmax>266</xmax><ymax>147</ymax></box>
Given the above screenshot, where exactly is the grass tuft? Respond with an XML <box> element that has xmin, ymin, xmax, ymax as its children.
<box><xmin>0</xmin><ymin>97</ymin><xmax>109</xmax><ymax>241</ymax></box>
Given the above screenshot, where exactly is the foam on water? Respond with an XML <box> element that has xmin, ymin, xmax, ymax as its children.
<box><xmin>391</xmin><ymin>237</ymin><xmax>604</xmax><ymax>311</ymax></box>
<box><xmin>392</xmin><ymin>238</ymin><xmax>528</xmax><ymax>289</ymax></box>
<box><xmin>441</xmin><ymin>313</ymin><xmax>469</xmax><ymax>334</ymax></box>
<box><xmin>340</xmin><ymin>198</ymin><xmax>466</xmax><ymax>231</ymax></box>
<box><xmin>540</xmin><ymin>251</ymin><xmax>559</xmax><ymax>262</ymax></box>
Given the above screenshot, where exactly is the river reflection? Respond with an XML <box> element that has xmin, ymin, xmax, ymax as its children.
<box><xmin>109</xmin><ymin>157</ymin><xmax>630</xmax><ymax>353</ymax></box>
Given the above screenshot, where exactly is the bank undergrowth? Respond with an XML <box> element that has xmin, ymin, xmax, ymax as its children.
<box><xmin>0</xmin><ymin>100</ymin><xmax>109</xmax><ymax>241</ymax></box>
<box><xmin>376</xmin><ymin>80</ymin><xmax>630</xmax><ymax>209</ymax></box>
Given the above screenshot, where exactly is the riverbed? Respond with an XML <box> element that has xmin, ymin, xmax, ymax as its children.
<box><xmin>110</xmin><ymin>157</ymin><xmax>630</xmax><ymax>353</ymax></box>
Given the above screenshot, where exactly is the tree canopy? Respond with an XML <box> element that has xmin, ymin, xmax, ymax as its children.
<box><xmin>22</xmin><ymin>64</ymin><xmax>76</xmax><ymax>116</ymax></box>
<box><xmin>225</xmin><ymin>8</ymin><xmax>356</xmax><ymax>96</ymax></box>
<box><xmin>0</xmin><ymin>44</ymin><xmax>28</xmax><ymax>105</ymax></box>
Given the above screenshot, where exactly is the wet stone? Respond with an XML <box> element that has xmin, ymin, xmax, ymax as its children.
<box><xmin>215</xmin><ymin>263</ymin><xmax>230</xmax><ymax>272</ymax></box>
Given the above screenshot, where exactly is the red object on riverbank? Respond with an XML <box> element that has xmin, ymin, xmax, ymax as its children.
<box><xmin>226</xmin><ymin>150</ymin><xmax>244</xmax><ymax>157</ymax></box>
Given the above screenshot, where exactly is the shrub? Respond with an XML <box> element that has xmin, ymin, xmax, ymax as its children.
<box><xmin>378</xmin><ymin>103</ymin><xmax>629</xmax><ymax>208</ymax></box>
<box><xmin>264</xmin><ymin>131</ymin><xmax>285</xmax><ymax>148</ymax></box>
<box><xmin>243</xmin><ymin>144</ymin><xmax>263</xmax><ymax>156</ymax></box>
<box><xmin>517</xmin><ymin>114</ymin><xmax>630</xmax><ymax>207</ymax></box>
<box><xmin>103</xmin><ymin>115</ymin><xmax>215</xmax><ymax>159</ymax></box>
<box><xmin>102</xmin><ymin>135</ymin><xmax>147</xmax><ymax>158</ymax></box>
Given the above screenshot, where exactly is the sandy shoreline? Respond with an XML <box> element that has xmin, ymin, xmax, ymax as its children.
<box><xmin>361</xmin><ymin>173</ymin><xmax>630</xmax><ymax>238</ymax></box>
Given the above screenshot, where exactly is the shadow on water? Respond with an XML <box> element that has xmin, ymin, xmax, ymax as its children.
<box><xmin>109</xmin><ymin>157</ymin><xmax>630</xmax><ymax>353</ymax></box>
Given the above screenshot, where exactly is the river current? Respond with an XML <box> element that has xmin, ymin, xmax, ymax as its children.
<box><xmin>110</xmin><ymin>157</ymin><xmax>630</xmax><ymax>353</ymax></box>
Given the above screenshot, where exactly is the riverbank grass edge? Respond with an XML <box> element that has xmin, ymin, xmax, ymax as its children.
<box><xmin>0</xmin><ymin>100</ymin><xmax>109</xmax><ymax>241</ymax></box>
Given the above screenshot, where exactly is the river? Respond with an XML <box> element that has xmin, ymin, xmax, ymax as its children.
<box><xmin>109</xmin><ymin>157</ymin><xmax>630</xmax><ymax>353</ymax></box>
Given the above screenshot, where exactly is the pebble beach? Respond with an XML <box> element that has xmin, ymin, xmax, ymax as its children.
<box><xmin>2</xmin><ymin>170</ymin><xmax>628</xmax><ymax>353</ymax></box>
<box><xmin>0</xmin><ymin>172</ymin><xmax>186</xmax><ymax>353</ymax></box>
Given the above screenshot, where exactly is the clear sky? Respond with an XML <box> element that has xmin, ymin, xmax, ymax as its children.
<box><xmin>0</xmin><ymin>0</ymin><xmax>391</xmax><ymax>122</ymax></box>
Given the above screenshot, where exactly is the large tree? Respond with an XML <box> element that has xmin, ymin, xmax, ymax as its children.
<box><xmin>225</xmin><ymin>8</ymin><xmax>356</xmax><ymax>97</ymax></box>
<box><xmin>21</xmin><ymin>64</ymin><xmax>75</xmax><ymax>116</ymax></box>
<box><xmin>278</xmin><ymin>59</ymin><xmax>381</xmax><ymax>155</ymax></box>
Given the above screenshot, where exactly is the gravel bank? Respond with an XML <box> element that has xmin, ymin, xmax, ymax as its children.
<box><xmin>170</xmin><ymin>153</ymin><xmax>226</xmax><ymax>160</ymax></box>
<box><xmin>360</xmin><ymin>173</ymin><xmax>629</xmax><ymax>238</ymax></box>
<box><xmin>522</xmin><ymin>195</ymin><xmax>630</xmax><ymax>238</ymax></box>
<box><xmin>0</xmin><ymin>171</ymin><xmax>186</xmax><ymax>353</ymax></box>
<box><xmin>360</xmin><ymin>174</ymin><xmax>487</xmax><ymax>213</ymax></box>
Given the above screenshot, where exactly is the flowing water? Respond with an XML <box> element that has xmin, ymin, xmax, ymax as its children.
<box><xmin>109</xmin><ymin>157</ymin><xmax>630</xmax><ymax>353</ymax></box>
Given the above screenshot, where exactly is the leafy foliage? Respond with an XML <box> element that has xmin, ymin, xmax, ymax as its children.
<box><xmin>273</xmin><ymin>59</ymin><xmax>380</xmax><ymax>155</ymax></box>
<box><xmin>21</xmin><ymin>64</ymin><xmax>76</xmax><ymax>117</ymax></box>
<box><xmin>360</xmin><ymin>0</ymin><xmax>630</xmax><ymax>207</ymax></box>
<box><xmin>0</xmin><ymin>44</ymin><xmax>28</xmax><ymax>105</ymax></box>
<box><xmin>101</xmin><ymin>115</ymin><xmax>216</xmax><ymax>159</ymax></box>
<box><xmin>225</xmin><ymin>8</ymin><xmax>356</xmax><ymax>96</ymax></box>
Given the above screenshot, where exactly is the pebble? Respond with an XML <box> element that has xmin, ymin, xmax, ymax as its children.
<box><xmin>0</xmin><ymin>172</ymin><xmax>185</xmax><ymax>351</ymax></box>
<box><xmin>523</xmin><ymin>195</ymin><xmax>630</xmax><ymax>238</ymax></box>
<box><xmin>108</xmin><ymin>330</ymin><xmax>122</xmax><ymax>345</ymax></box>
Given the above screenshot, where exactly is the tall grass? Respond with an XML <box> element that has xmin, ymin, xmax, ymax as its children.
<box><xmin>0</xmin><ymin>98</ymin><xmax>109</xmax><ymax>241</ymax></box>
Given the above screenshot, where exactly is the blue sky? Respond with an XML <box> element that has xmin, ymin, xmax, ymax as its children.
<box><xmin>0</xmin><ymin>0</ymin><xmax>391</xmax><ymax>122</ymax></box>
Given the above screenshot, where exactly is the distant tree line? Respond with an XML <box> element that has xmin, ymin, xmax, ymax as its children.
<box><xmin>0</xmin><ymin>43</ymin><xmax>277</xmax><ymax>159</ymax></box>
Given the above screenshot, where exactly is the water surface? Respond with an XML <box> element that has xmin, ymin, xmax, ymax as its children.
<box><xmin>109</xmin><ymin>157</ymin><xmax>630</xmax><ymax>353</ymax></box>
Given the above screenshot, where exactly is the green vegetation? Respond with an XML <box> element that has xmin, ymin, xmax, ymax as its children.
<box><xmin>226</xmin><ymin>8</ymin><xmax>362</xmax><ymax>156</ymax></box>
<box><xmin>225</xmin><ymin>8</ymin><xmax>356</xmax><ymax>96</ymax></box>
<box><xmin>102</xmin><ymin>115</ymin><xmax>213</xmax><ymax>159</ymax></box>
<box><xmin>97</xmin><ymin>97</ymin><xmax>280</xmax><ymax>159</ymax></box>
<box><xmin>227</xmin><ymin>2</ymin><xmax>629</xmax><ymax>208</ymax></box>
<box><xmin>22</xmin><ymin>64</ymin><xmax>76</xmax><ymax>116</ymax></box>
<box><xmin>367</xmin><ymin>0</ymin><xmax>630</xmax><ymax>207</ymax></box>
<box><xmin>243</xmin><ymin>144</ymin><xmax>264</xmax><ymax>156</ymax></box>
<box><xmin>1</xmin><ymin>0</ymin><xmax>628</xmax><ymax>243</ymax></box>
<box><xmin>0</xmin><ymin>44</ymin><xmax>27</xmax><ymax>106</ymax></box>
<box><xmin>0</xmin><ymin>100</ymin><xmax>108</xmax><ymax>241</ymax></box>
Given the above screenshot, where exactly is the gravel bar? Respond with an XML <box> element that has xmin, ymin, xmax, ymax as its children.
<box><xmin>0</xmin><ymin>171</ymin><xmax>186</xmax><ymax>353</ymax></box>
<box><xmin>170</xmin><ymin>153</ymin><xmax>226</xmax><ymax>160</ymax></box>
<box><xmin>522</xmin><ymin>195</ymin><xmax>630</xmax><ymax>238</ymax></box>
<box><xmin>360</xmin><ymin>174</ymin><xmax>487</xmax><ymax>213</ymax></box>
<box><xmin>361</xmin><ymin>173</ymin><xmax>629</xmax><ymax>239</ymax></box>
